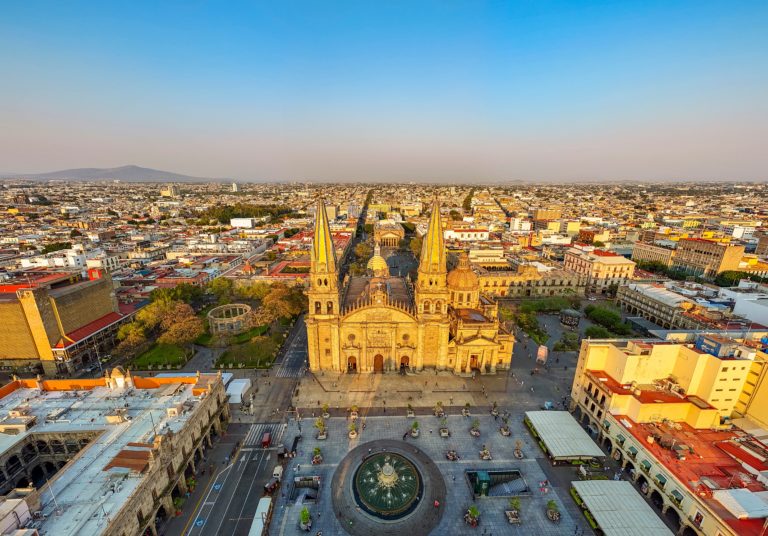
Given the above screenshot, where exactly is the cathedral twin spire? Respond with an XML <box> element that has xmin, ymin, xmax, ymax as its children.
<box><xmin>418</xmin><ymin>197</ymin><xmax>447</xmax><ymax>277</ymax></box>
<box><xmin>311</xmin><ymin>199</ymin><xmax>337</xmax><ymax>275</ymax></box>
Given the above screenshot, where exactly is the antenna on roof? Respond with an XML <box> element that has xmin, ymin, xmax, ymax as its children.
<box><xmin>45</xmin><ymin>476</ymin><xmax>63</xmax><ymax>516</ymax></box>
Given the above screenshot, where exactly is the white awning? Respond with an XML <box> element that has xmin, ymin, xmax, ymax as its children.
<box><xmin>525</xmin><ymin>411</ymin><xmax>604</xmax><ymax>459</ymax></box>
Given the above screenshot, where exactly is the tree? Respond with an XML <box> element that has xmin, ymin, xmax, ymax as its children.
<box><xmin>462</xmin><ymin>189</ymin><xmax>475</xmax><ymax>212</ymax></box>
<box><xmin>208</xmin><ymin>277</ymin><xmax>234</xmax><ymax>304</ymax></box>
<box><xmin>593</xmin><ymin>240</ymin><xmax>605</xmax><ymax>247</ymax></box>
<box><xmin>449</xmin><ymin>209</ymin><xmax>462</xmax><ymax>221</ymax></box>
<box><xmin>409</xmin><ymin>237</ymin><xmax>423</xmax><ymax>258</ymax></box>
<box><xmin>354</xmin><ymin>242</ymin><xmax>372</xmax><ymax>260</ymax></box>
<box><xmin>150</xmin><ymin>284</ymin><xmax>203</xmax><ymax>305</ymax></box>
<box><xmin>158</xmin><ymin>315</ymin><xmax>204</xmax><ymax>346</ymax></box>
<box><xmin>136</xmin><ymin>300</ymin><xmax>177</xmax><ymax>330</ymax></box>
<box><xmin>69</xmin><ymin>229</ymin><xmax>83</xmax><ymax>238</ymax></box>
<box><xmin>262</xmin><ymin>284</ymin><xmax>306</xmax><ymax>319</ymax></box>
<box><xmin>41</xmin><ymin>242</ymin><xmax>72</xmax><ymax>254</ymax></box>
<box><xmin>234</xmin><ymin>281</ymin><xmax>271</xmax><ymax>300</ymax></box>
<box><xmin>160</xmin><ymin>302</ymin><xmax>198</xmax><ymax>331</ymax></box>
<box><xmin>116</xmin><ymin>322</ymin><xmax>147</xmax><ymax>353</ymax></box>
<box><xmin>584</xmin><ymin>326</ymin><xmax>613</xmax><ymax>338</ymax></box>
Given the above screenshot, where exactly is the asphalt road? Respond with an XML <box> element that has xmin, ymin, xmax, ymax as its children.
<box><xmin>185</xmin><ymin>432</ymin><xmax>277</xmax><ymax>536</ymax></box>
<box><xmin>183</xmin><ymin>318</ymin><xmax>308</xmax><ymax>536</ymax></box>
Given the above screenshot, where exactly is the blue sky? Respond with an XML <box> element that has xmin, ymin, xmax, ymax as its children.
<box><xmin>1</xmin><ymin>1</ymin><xmax>766</xmax><ymax>181</ymax></box>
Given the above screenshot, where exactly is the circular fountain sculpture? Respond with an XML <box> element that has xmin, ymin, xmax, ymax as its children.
<box><xmin>353</xmin><ymin>453</ymin><xmax>422</xmax><ymax>519</ymax></box>
<box><xmin>332</xmin><ymin>440</ymin><xmax>445</xmax><ymax>535</ymax></box>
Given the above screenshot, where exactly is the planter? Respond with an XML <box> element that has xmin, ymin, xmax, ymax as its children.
<box><xmin>479</xmin><ymin>449</ymin><xmax>492</xmax><ymax>460</ymax></box>
<box><xmin>312</xmin><ymin>455</ymin><xmax>323</xmax><ymax>465</ymax></box>
<box><xmin>316</xmin><ymin>432</ymin><xmax>327</xmax><ymax>440</ymax></box>
<box><xmin>406</xmin><ymin>410</ymin><xmax>415</xmax><ymax>418</ymax></box>
<box><xmin>513</xmin><ymin>448</ymin><xmax>524</xmax><ymax>459</ymax></box>
<box><xmin>439</xmin><ymin>428</ymin><xmax>450</xmax><ymax>438</ymax></box>
<box><xmin>348</xmin><ymin>430</ymin><xmax>358</xmax><ymax>439</ymax></box>
<box><xmin>546</xmin><ymin>509</ymin><xmax>561</xmax><ymax>523</ymax></box>
<box><xmin>470</xmin><ymin>428</ymin><xmax>481</xmax><ymax>437</ymax></box>
<box><xmin>410</xmin><ymin>429</ymin><xmax>420</xmax><ymax>438</ymax></box>
<box><xmin>322</xmin><ymin>412</ymin><xmax>330</xmax><ymax>419</ymax></box>
<box><xmin>499</xmin><ymin>427</ymin><xmax>511</xmax><ymax>437</ymax></box>
<box><xmin>462</xmin><ymin>408</ymin><xmax>471</xmax><ymax>417</ymax></box>
<box><xmin>350</xmin><ymin>411</ymin><xmax>358</xmax><ymax>420</ymax></box>
<box><xmin>505</xmin><ymin>510</ymin><xmax>521</xmax><ymax>524</ymax></box>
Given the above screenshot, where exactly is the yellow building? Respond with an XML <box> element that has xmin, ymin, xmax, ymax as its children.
<box><xmin>571</xmin><ymin>336</ymin><xmax>768</xmax><ymax>536</ymax></box>
<box><xmin>563</xmin><ymin>247</ymin><xmax>636</xmax><ymax>294</ymax></box>
<box><xmin>306</xmin><ymin>199</ymin><xmax>513</xmax><ymax>375</ymax></box>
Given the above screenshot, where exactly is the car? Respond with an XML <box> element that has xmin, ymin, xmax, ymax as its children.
<box><xmin>588</xmin><ymin>297</ymin><xmax>597</xmax><ymax>301</ymax></box>
<box><xmin>264</xmin><ymin>477</ymin><xmax>279</xmax><ymax>494</ymax></box>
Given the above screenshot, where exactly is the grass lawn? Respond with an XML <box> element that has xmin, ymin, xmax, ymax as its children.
<box><xmin>232</xmin><ymin>325</ymin><xmax>269</xmax><ymax>344</ymax></box>
<box><xmin>195</xmin><ymin>331</ymin><xmax>214</xmax><ymax>346</ymax></box>
<box><xmin>132</xmin><ymin>343</ymin><xmax>188</xmax><ymax>369</ymax></box>
<box><xmin>217</xmin><ymin>333</ymin><xmax>282</xmax><ymax>368</ymax></box>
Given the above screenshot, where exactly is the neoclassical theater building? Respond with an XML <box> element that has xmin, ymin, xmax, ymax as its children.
<box><xmin>306</xmin><ymin>198</ymin><xmax>514</xmax><ymax>375</ymax></box>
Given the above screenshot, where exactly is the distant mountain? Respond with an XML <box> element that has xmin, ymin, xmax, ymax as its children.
<box><xmin>1</xmin><ymin>165</ymin><xmax>226</xmax><ymax>182</ymax></box>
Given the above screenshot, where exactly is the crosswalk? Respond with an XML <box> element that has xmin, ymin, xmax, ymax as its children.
<box><xmin>274</xmin><ymin>366</ymin><xmax>303</xmax><ymax>378</ymax></box>
<box><xmin>243</xmin><ymin>422</ymin><xmax>286</xmax><ymax>447</ymax></box>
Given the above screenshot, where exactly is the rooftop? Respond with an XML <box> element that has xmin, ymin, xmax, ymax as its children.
<box><xmin>616</xmin><ymin>414</ymin><xmax>768</xmax><ymax>535</ymax></box>
<box><xmin>525</xmin><ymin>410</ymin><xmax>605</xmax><ymax>460</ymax></box>
<box><xmin>0</xmin><ymin>373</ymin><xmax>218</xmax><ymax>535</ymax></box>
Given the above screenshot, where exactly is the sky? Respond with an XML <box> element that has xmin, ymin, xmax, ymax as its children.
<box><xmin>0</xmin><ymin>1</ymin><xmax>767</xmax><ymax>182</ymax></box>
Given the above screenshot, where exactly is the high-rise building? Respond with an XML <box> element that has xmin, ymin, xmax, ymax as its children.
<box><xmin>0</xmin><ymin>271</ymin><xmax>127</xmax><ymax>375</ymax></box>
<box><xmin>672</xmin><ymin>238</ymin><xmax>744</xmax><ymax>277</ymax></box>
<box><xmin>306</xmin><ymin>199</ymin><xmax>513</xmax><ymax>374</ymax></box>
<box><xmin>232</xmin><ymin>182</ymin><xmax>239</xmax><ymax>192</ymax></box>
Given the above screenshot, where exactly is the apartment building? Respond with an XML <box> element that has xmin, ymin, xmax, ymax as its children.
<box><xmin>672</xmin><ymin>238</ymin><xmax>744</xmax><ymax>277</ymax></box>
<box><xmin>564</xmin><ymin>247</ymin><xmax>636</xmax><ymax>294</ymax></box>
<box><xmin>477</xmin><ymin>263</ymin><xmax>586</xmax><ymax>297</ymax></box>
<box><xmin>571</xmin><ymin>336</ymin><xmax>768</xmax><ymax>536</ymax></box>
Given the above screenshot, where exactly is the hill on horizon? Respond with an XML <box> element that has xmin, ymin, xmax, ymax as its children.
<box><xmin>0</xmin><ymin>165</ymin><xmax>227</xmax><ymax>182</ymax></box>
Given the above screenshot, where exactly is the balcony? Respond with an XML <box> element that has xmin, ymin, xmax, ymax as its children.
<box><xmin>627</xmin><ymin>445</ymin><xmax>638</xmax><ymax>460</ymax></box>
<box><xmin>654</xmin><ymin>473</ymin><xmax>667</xmax><ymax>490</ymax></box>
<box><xmin>616</xmin><ymin>433</ymin><xmax>626</xmax><ymax>446</ymax></box>
<box><xmin>640</xmin><ymin>459</ymin><xmax>651</xmax><ymax>474</ymax></box>
<box><xmin>669</xmin><ymin>489</ymin><xmax>684</xmax><ymax>506</ymax></box>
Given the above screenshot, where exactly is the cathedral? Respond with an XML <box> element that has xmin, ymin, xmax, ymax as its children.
<box><xmin>306</xmin><ymin>198</ymin><xmax>514</xmax><ymax>375</ymax></box>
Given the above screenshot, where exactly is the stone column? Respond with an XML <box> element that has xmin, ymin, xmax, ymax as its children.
<box><xmin>177</xmin><ymin>476</ymin><xmax>188</xmax><ymax>495</ymax></box>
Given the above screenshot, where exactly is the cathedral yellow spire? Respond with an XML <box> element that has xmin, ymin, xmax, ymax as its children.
<box><xmin>418</xmin><ymin>197</ymin><xmax>446</xmax><ymax>276</ymax></box>
<box><xmin>311</xmin><ymin>199</ymin><xmax>337</xmax><ymax>274</ymax></box>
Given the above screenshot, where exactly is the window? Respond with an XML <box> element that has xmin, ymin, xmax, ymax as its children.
<box><xmin>721</xmin><ymin>367</ymin><xmax>728</xmax><ymax>372</ymax></box>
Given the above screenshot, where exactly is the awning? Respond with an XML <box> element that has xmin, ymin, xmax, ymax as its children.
<box><xmin>617</xmin><ymin>433</ymin><xmax>626</xmax><ymax>444</ymax></box>
<box><xmin>655</xmin><ymin>473</ymin><xmax>667</xmax><ymax>486</ymax></box>
<box><xmin>603</xmin><ymin>419</ymin><xmax>611</xmax><ymax>429</ymax></box>
<box><xmin>670</xmin><ymin>489</ymin><xmax>684</xmax><ymax>503</ymax></box>
<box><xmin>640</xmin><ymin>460</ymin><xmax>651</xmax><ymax>471</ymax></box>
<box><xmin>628</xmin><ymin>445</ymin><xmax>638</xmax><ymax>456</ymax></box>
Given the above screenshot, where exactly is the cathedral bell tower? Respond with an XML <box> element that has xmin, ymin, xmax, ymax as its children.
<box><xmin>414</xmin><ymin>197</ymin><xmax>450</xmax><ymax>371</ymax></box>
<box><xmin>307</xmin><ymin>199</ymin><xmax>341</xmax><ymax>371</ymax></box>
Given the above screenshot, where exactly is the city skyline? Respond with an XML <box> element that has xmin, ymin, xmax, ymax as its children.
<box><xmin>2</xmin><ymin>1</ymin><xmax>767</xmax><ymax>182</ymax></box>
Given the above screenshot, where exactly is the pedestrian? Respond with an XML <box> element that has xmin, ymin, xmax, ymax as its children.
<box><xmin>403</xmin><ymin>432</ymin><xmax>408</xmax><ymax>440</ymax></box>
<box><xmin>530</xmin><ymin>386</ymin><xmax>534</xmax><ymax>393</ymax></box>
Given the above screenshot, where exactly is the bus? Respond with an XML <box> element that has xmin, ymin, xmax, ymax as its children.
<box><xmin>248</xmin><ymin>497</ymin><xmax>273</xmax><ymax>536</ymax></box>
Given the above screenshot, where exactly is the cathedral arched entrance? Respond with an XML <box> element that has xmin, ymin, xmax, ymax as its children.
<box><xmin>373</xmin><ymin>354</ymin><xmax>384</xmax><ymax>373</ymax></box>
<box><xmin>469</xmin><ymin>355</ymin><xmax>480</xmax><ymax>371</ymax></box>
<box><xmin>347</xmin><ymin>356</ymin><xmax>357</xmax><ymax>373</ymax></box>
<box><xmin>400</xmin><ymin>356</ymin><xmax>409</xmax><ymax>373</ymax></box>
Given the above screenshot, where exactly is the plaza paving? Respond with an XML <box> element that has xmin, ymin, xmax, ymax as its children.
<box><xmin>270</xmin><ymin>410</ymin><xmax>591</xmax><ymax>535</ymax></box>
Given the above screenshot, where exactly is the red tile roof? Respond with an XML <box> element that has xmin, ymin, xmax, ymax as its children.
<box><xmin>55</xmin><ymin>312</ymin><xmax>125</xmax><ymax>348</ymax></box>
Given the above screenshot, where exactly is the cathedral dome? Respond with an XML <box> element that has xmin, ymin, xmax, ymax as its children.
<box><xmin>367</xmin><ymin>242</ymin><xmax>389</xmax><ymax>277</ymax></box>
<box><xmin>447</xmin><ymin>252</ymin><xmax>478</xmax><ymax>290</ymax></box>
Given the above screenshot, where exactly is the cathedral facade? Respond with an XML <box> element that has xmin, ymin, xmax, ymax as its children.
<box><xmin>306</xmin><ymin>198</ymin><xmax>514</xmax><ymax>375</ymax></box>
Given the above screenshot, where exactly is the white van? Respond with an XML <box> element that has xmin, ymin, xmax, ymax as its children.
<box><xmin>272</xmin><ymin>465</ymin><xmax>284</xmax><ymax>481</ymax></box>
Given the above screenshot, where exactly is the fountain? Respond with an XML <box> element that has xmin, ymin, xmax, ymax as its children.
<box><xmin>352</xmin><ymin>452</ymin><xmax>423</xmax><ymax>520</ymax></box>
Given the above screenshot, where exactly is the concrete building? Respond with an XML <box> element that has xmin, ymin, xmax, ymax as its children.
<box><xmin>672</xmin><ymin>238</ymin><xmax>744</xmax><ymax>277</ymax></box>
<box><xmin>0</xmin><ymin>270</ymin><xmax>128</xmax><ymax>375</ymax></box>
<box><xmin>307</xmin><ymin>199</ymin><xmax>513</xmax><ymax>375</ymax></box>
<box><xmin>564</xmin><ymin>247</ymin><xmax>636</xmax><ymax>294</ymax></box>
<box><xmin>0</xmin><ymin>369</ymin><xmax>229</xmax><ymax>536</ymax></box>
<box><xmin>532</xmin><ymin>207</ymin><xmax>562</xmax><ymax>221</ymax></box>
<box><xmin>631</xmin><ymin>242</ymin><xmax>676</xmax><ymax>267</ymax></box>
<box><xmin>571</xmin><ymin>336</ymin><xmax>768</xmax><ymax>536</ymax></box>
